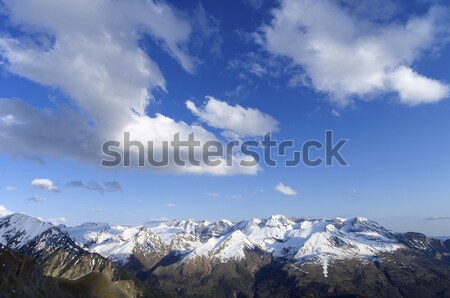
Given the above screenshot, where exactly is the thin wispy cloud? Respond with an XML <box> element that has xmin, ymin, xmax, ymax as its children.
<box><xmin>89</xmin><ymin>208</ymin><xmax>103</xmax><ymax>213</ymax></box>
<box><xmin>227</xmin><ymin>52</ymin><xmax>282</xmax><ymax>80</ymax></box>
<box><xmin>66</xmin><ymin>180</ymin><xmax>122</xmax><ymax>194</ymax></box>
<box><xmin>103</xmin><ymin>181</ymin><xmax>122</xmax><ymax>192</ymax></box>
<box><xmin>331</xmin><ymin>110</ymin><xmax>341</xmax><ymax>117</ymax></box>
<box><xmin>344</xmin><ymin>189</ymin><xmax>364</xmax><ymax>199</ymax></box>
<box><xmin>47</xmin><ymin>217</ymin><xmax>67</xmax><ymax>225</ymax></box>
<box><xmin>36</xmin><ymin>215</ymin><xmax>66</xmax><ymax>225</ymax></box>
<box><xmin>274</xmin><ymin>182</ymin><xmax>297</xmax><ymax>196</ymax></box>
<box><xmin>66</xmin><ymin>181</ymin><xmax>83</xmax><ymax>188</ymax></box>
<box><xmin>29</xmin><ymin>195</ymin><xmax>47</xmax><ymax>203</ymax></box>
<box><xmin>206</xmin><ymin>192</ymin><xmax>220</xmax><ymax>198</ymax></box>
<box><xmin>424</xmin><ymin>216</ymin><xmax>450</xmax><ymax>221</ymax></box>
<box><xmin>85</xmin><ymin>181</ymin><xmax>121</xmax><ymax>193</ymax></box>
<box><xmin>145</xmin><ymin>217</ymin><xmax>171</xmax><ymax>226</ymax></box>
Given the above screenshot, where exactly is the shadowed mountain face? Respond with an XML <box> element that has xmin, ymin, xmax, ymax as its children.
<box><xmin>0</xmin><ymin>245</ymin><xmax>170</xmax><ymax>298</ymax></box>
<box><xmin>2</xmin><ymin>213</ymin><xmax>450</xmax><ymax>297</ymax></box>
<box><xmin>0</xmin><ymin>214</ymin><xmax>171</xmax><ymax>298</ymax></box>
<box><xmin>0</xmin><ymin>213</ymin><xmax>120</xmax><ymax>280</ymax></box>
<box><xmin>0</xmin><ymin>245</ymin><xmax>71</xmax><ymax>298</ymax></box>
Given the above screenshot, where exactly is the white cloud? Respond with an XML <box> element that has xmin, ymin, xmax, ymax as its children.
<box><xmin>167</xmin><ymin>203</ymin><xmax>176</xmax><ymax>207</ymax></box>
<box><xmin>29</xmin><ymin>195</ymin><xmax>47</xmax><ymax>202</ymax></box>
<box><xmin>331</xmin><ymin>109</ymin><xmax>341</xmax><ymax>117</ymax></box>
<box><xmin>4</xmin><ymin>186</ymin><xmax>16</xmax><ymax>191</ymax></box>
<box><xmin>260</xmin><ymin>0</ymin><xmax>450</xmax><ymax>105</ymax></box>
<box><xmin>186</xmin><ymin>96</ymin><xmax>279</xmax><ymax>137</ymax></box>
<box><xmin>122</xmin><ymin>113</ymin><xmax>259</xmax><ymax>175</ymax></box>
<box><xmin>0</xmin><ymin>0</ymin><xmax>256</xmax><ymax>175</ymax></box>
<box><xmin>31</xmin><ymin>178</ymin><xmax>59</xmax><ymax>193</ymax></box>
<box><xmin>274</xmin><ymin>182</ymin><xmax>297</xmax><ymax>196</ymax></box>
<box><xmin>388</xmin><ymin>66</ymin><xmax>450</xmax><ymax>105</ymax></box>
<box><xmin>0</xmin><ymin>0</ymin><xmax>183</xmax><ymax>131</ymax></box>
<box><xmin>0</xmin><ymin>205</ymin><xmax>13</xmax><ymax>217</ymax></box>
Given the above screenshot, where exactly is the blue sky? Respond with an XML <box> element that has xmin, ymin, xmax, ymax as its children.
<box><xmin>1</xmin><ymin>0</ymin><xmax>450</xmax><ymax>236</ymax></box>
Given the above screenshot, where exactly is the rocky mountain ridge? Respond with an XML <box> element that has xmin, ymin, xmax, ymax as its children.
<box><xmin>2</xmin><ymin>213</ymin><xmax>450</xmax><ymax>297</ymax></box>
<box><xmin>60</xmin><ymin>214</ymin><xmax>408</xmax><ymax>276</ymax></box>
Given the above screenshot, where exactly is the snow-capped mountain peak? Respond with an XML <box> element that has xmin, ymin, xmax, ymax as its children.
<box><xmin>0</xmin><ymin>213</ymin><xmax>53</xmax><ymax>249</ymax></box>
<box><xmin>61</xmin><ymin>215</ymin><xmax>406</xmax><ymax>268</ymax></box>
<box><xmin>265</xmin><ymin>214</ymin><xmax>294</xmax><ymax>227</ymax></box>
<box><xmin>0</xmin><ymin>213</ymin><xmax>409</xmax><ymax>272</ymax></box>
<box><xmin>184</xmin><ymin>230</ymin><xmax>256</xmax><ymax>262</ymax></box>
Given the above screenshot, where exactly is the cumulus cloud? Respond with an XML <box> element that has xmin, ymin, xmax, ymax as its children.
<box><xmin>29</xmin><ymin>195</ymin><xmax>47</xmax><ymax>202</ymax></box>
<box><xmin>186</xmin><ymin>96</ymin><xmax>279</xmax><ymax>137</ymax></box>
<box><xmin>274</xmin><ymin>182</ymin><xmax>297</xmax><ymax>196</ymax></box>
<box><xmin>0</xmin><ymin>0</ymin><xmax>186</xmax><ymax>131</ymax></box>
<box><xmin>31</xmin><ymin>178</ymin><xmax>59</xmax><ymax>193</ymax></box>
<box><xmin>259</xmin><ymin>0</ymin><xmax>450</xmax><ymax>105</ymax></box>
<box><xmin>120</xmin><ymin>112</ymin><xmax>258</xmax><ymax>175</ymax></box>
<box><xmin>0</xmin><ymin>0</ymin><xmax>256</xmax><ymax>176</ymax></box>
<box><xmin>388</xmin><ymin>66</ymin><xmax>450</xmax><ymax>105</ymax></box>
<box><xmin>0</xmin><ymin>205</ymin><xmax>13</xmax><ymax>217</ymax></box>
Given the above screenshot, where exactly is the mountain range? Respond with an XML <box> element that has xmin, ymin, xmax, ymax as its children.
<box><xmin>1</xmin><ymin>213</ymin><xmax>450</xmax><ymax>297</ymax></box>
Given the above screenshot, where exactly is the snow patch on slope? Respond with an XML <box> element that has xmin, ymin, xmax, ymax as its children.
<box><xmin>185</xmin><ymin>230</ymin><xmax>255</xmax><ymax>262</ymax></box>
<box><xmin>0</xmin><ymin>213</ymin><xmax>53</xmax><ymax>248</ymax></box>
<box><xmin>62</xmin><ymin>215</ymin><xmax>405</xmax><ymax>267</ymax></box>
<box><xmin>64</xmin><ymin>224</ymin><xmax>167</xmax><ymax>264</ymax></box>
